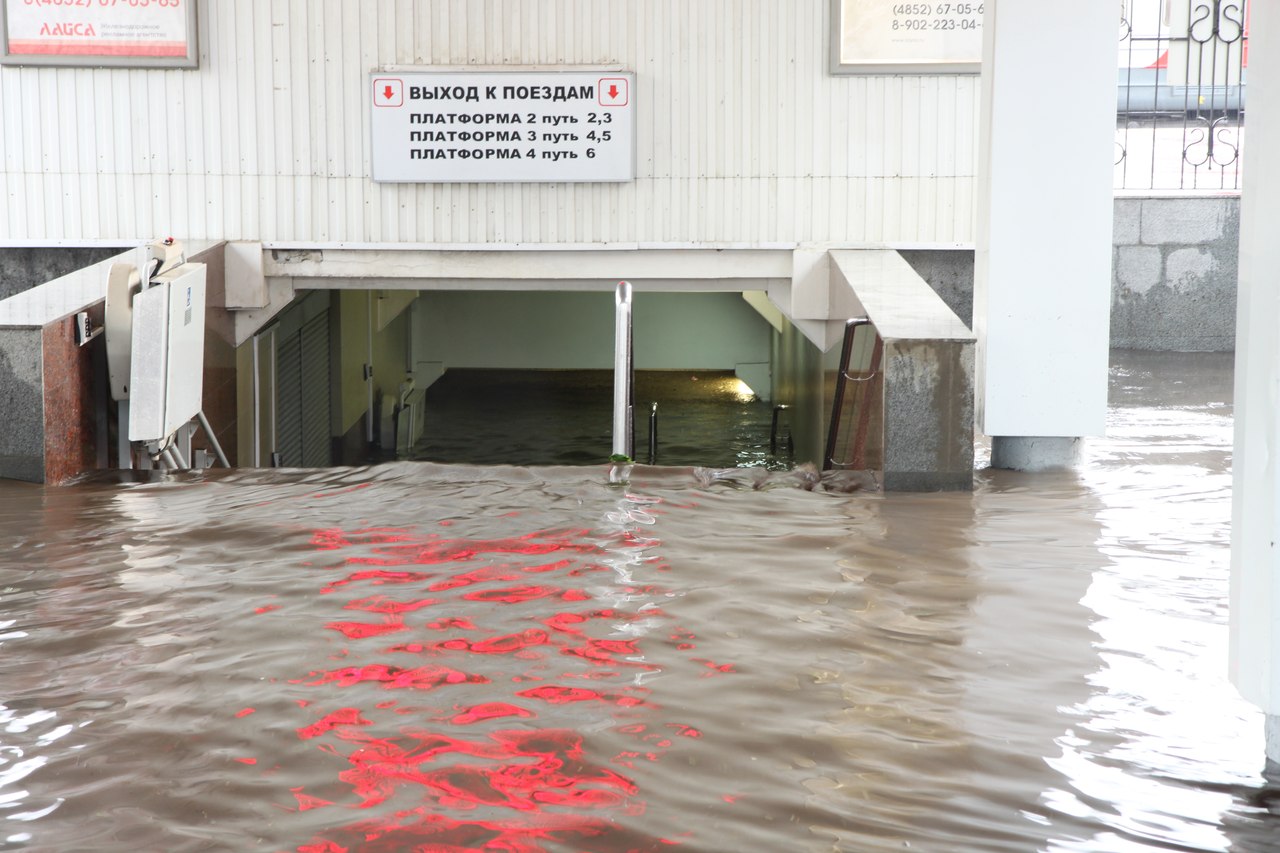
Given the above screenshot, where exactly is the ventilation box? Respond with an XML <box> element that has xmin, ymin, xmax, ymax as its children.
<box><xmin>128</xmin><ymin>264</ymin><xmax>207</xmax><ymax>443</ymax></box>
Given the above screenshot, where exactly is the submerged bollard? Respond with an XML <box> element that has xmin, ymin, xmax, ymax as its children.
<box><xmin>770</xmin><ymin>404</ymin><xmax>790</xmax><ymax>455</ymax></box>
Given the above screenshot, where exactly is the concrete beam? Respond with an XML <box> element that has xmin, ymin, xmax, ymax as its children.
<box><xmin>263</xmin><ymin>248</ymin><xmax>793</xmax><ymax>282</ymax></box>
<box><xmin>975</xmin><ymin>0</ymin><xmax>1114</xmax><ymax>442</ymax></box>
<box><xmin>1230</xmin><ymin>0</ymin><xmax>1280</xmax><ymax>750</ymax></box>
<box><xmin>288</xmin><ymin>276</ymin><xmax>787</xmax><ymax>294</ymax></box>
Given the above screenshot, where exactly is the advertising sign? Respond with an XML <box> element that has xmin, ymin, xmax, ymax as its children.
<box><xmin>2</xmin><ymin>0</ymin><xmax>198</xmax><ymax>68</ymax></box>
<box><xmin>371</xmin><ymin>70</ymin><xmax>635</xmax><ymax>183</ymax></box>
<box><xmin>832</xmin><ymin>0</ymin><xmax>982</xmax><ymax>74</ymax></box>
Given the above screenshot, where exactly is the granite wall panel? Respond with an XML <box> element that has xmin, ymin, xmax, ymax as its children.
<box><xmin>0</xmin><ymin>328</ymin><xmax>44</xmax><ymax>482</ymax></box>
<box><xmin>41</xmin><ymin>317</ymin><xmax>97</xmax><ymax>485</ymax></box>
<box><xmin>190</xmin><ymin>245</ymin><xmax>238</xmax><ymax>465</ymax></box>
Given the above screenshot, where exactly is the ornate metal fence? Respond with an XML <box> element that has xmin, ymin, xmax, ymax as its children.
<box><xmin>1115</xmin><ymin>0</ymin><xmax>1248</xmax><ymax>191</ymax></box>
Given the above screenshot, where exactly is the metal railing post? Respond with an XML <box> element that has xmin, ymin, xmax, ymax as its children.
<box><xmin>770</xmin><ymin>404</ymin><xmax>790</xmax><ymax>456</ymax></box>
<box><xmin>647</xmin><ymin>402</ymin><xmax>658</xmax><ymax>464</ymax></box>
<box><xmin>613</xmin><ymin>281</ymin><xmax>634</xmax><ymax>461</ymax></box>
<box><xmin>825</xmin><ymin>317</ymin><xmax>870</xmax><ymax>471</ymax></box>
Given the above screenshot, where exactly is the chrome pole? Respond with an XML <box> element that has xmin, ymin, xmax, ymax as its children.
<box><xmin>647</xmin><ymin>401</ymin><xmax>658</xmax><ymax>464</ymax></box>
<box><xmin>612</xmin><ymin>281</ymin><xmax>634</xmax><ymax>460</ymax></box>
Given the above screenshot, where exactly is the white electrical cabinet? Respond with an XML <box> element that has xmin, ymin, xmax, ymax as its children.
<box><xmin>127</xmin><ymin>264</ymin><xmax>207</xmax><ymax>443</ymax></box>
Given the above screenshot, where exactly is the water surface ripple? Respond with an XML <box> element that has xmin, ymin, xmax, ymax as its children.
<box><xmin>0</xmin><ymin>352</ymin><xmax>1273</xmax><ymax>852</ymax></box>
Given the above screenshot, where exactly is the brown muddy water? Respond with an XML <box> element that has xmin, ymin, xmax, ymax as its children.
<box><xmin>411</xmin><ymin>369</ymin><xmax>788</xmax><ymax>469</ymax></box>
<box><xmin>0</xmin><ymin>351</ymin><xmax>1271</xmax><ymax>852</ymax></box>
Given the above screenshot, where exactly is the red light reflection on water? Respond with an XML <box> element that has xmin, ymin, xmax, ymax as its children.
<box><xmin>324</xmin><ymin>619</ymin><xmax>406</xmax><ymax>640</ymax></box>
<box><xmin>245</xmin><ymin>518</ymin><xmax>720</xmax><ymax>852</ymax></box>
<box><xmin>344</xmin><ymin>596</ymin><xmax>438</xmax><ymax>615</ymax></box>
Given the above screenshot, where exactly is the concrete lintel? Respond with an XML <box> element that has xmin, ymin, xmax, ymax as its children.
<box><xmin>233</xmin><ymin>276</ymin><xmax>298</xmax><ymax>347</ymax></box>
<box><xmin>790</xmin><ymin>248</ymin><xmax>833</xmax><ymax>319</ymax></box>
<box><xmin>790</xmin><ymin>248</ymin><xmax>872</xmax><ymax>323</ymax></box>
<box><xmin>790</xmin><ymin>317</ymin><xmax>848</xmax><ymax>352</ymax></box>
<box><xmin>263</xmin><ymin>248</ymin><xmax>793</xmax><ymax>282</ymax></box>
<box><xmin>762</xmin><ymin>273</ymin><xmax>844</xmax><ymax>351</ymax></box>
<box><xmin>289</xmin><ymin>276</ymin><xmax>786</xmax><ymax>294</ymax></box>
<box><xmin>225</xmin><ymin>241</ymin><xmax>267</xmax><ymax>309</ymax></box>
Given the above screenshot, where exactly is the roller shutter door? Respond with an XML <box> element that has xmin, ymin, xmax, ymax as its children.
<box><xmin>274</xmin><ymin>310</ymin><xmax>331</xmax><ymax>467</ymax></box>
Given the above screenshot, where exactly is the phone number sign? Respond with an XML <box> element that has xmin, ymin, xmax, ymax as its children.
<box><xmin>832</xmin><ymin>0</ymin><xmax>983</xmax><ymax>74</ymax></box>
<box><xmin>2</xmin><ymin>0</ymin><xmax>198</xmax><ymax>68</ymax></box>
<box><xmin>370</xmin><ymin>70</ymin><xmax>636</xmax><ymax>184</ymax></box>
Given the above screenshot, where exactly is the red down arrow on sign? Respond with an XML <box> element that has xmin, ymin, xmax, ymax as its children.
<box><xmin>373</xmin><ymin>78</ymin><xmax>403</xmax><ymax>107</ymax></box>
<box><xmin>598</xmin><ymin>77</ymin><xmax>628</xmax><ymax>107</ymax></box>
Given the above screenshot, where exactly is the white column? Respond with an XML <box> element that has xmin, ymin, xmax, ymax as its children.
<box><xmin>975</xmin><ymin>0</ymin><xmax>1117</xmax><ymax>469</ymax></box>
<box><xmin>1230</xmin><ymin>0</ymin><xmax>1280</xmax><ymax>760</ymax></box>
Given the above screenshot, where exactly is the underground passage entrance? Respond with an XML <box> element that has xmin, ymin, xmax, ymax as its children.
<box><xmin>0</xmin><ymin>243</ymin><xmax>968</xmax><ymax>489</ymax></box>
<box><xmin>394</xmin><ymin>289</ymin><xmax>787</xmax><ymax>469</ymax></box>
<box><xmin>249</xmin><ymin>287</ymin><xmax>800</xmax><ymax>471</ymax></box>
<box><xmin>410</xmin><ymin>368</ymin><xmax>787</xmax><ymax>469</ymax></box>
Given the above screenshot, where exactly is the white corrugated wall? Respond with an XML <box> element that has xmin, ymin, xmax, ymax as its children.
<box><xmin>0</xmin><ymin>0</ymin><xmax>978</xmax><ymax>246</ymax></box>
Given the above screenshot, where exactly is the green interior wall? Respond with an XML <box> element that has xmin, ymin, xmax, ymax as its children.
<box><xmin>332</xmin><ymin>290</ymin><xmax>413</xmax><ymax>441</ymax></box>
<box><xmin>773</xmin><ymin>317</ymin><xmax>824</xmax><ymax>466</ymax></box>
<box><xmin>414</xmin><ymin>291</ymin><xmax>772</xmax><ymax>372</ymax></box>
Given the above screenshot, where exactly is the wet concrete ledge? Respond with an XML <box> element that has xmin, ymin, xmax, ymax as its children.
<box><xmin>831</xmin><ymin>250</ymin><xmax>977</xmax><ymax>492</ymax></box>
<box><xmin>0</xmin><ymin>242</ymin><xmax>226</xmax><ymax>484</ymax></box>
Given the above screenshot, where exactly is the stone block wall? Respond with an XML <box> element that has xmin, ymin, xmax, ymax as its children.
<box><xmin>1112</xmin><ymin>196</ymin><xmax>1240</xmax><ymax>352</ymax></box>
<box><xmin>900</xmin><ymin>250</ymin><xmax>975</xmax><ymax>330</ymax></box>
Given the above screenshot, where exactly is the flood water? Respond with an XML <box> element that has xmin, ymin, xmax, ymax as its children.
<box><xmin>0</xmin><ymin>350</ymin><xmax>1272</xmax><ymax>852</ymax></box>
<box><xmin>412</xmin><ymin>369</ymin><xmax>786</xmax><ymax>469</ymax></box>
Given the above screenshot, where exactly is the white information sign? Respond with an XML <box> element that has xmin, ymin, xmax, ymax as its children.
<box><xmin>1</xmin><ymin>0</ymin><xmax>197</xmax><ymax>67</ymax></box>
<box><xmin>831</xmin><ymin>0</ymin><xmax>982</xmax><ymax>74</ymax></box>
<box><xmin>370</xmin><ymin>70</ymin><xmax>635</xmax><ymax>183</ymax></box>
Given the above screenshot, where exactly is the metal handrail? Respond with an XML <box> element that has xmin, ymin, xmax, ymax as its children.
<box><xmin>824</xmin><ymin>317</ymin><xmax>880</xmax><ymax>471</ymax></box>
<box><xmin>770</xmin><ymin>404</ymin><xmax>791</xmax><ymax>456</ymax></box>
<box><xmin>647</xmin><ymin>402</ymin><xmax>658</xmax><ymax>464</ymax></box>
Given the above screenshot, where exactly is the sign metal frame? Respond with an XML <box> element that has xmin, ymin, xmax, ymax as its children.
<box><xmin>370</xmin><ymin>67</ymin><xmax>636</xmax><ymax>184</ymax></box>
<box><xmin>1</xmin><ymin>0</ymin><xmax>199</xmax><ymax>69</ymax></box>
<box><xmin>830</xmin><ymin>0</ymin><xmax>982</xmax><ymax>75</ymax></box>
